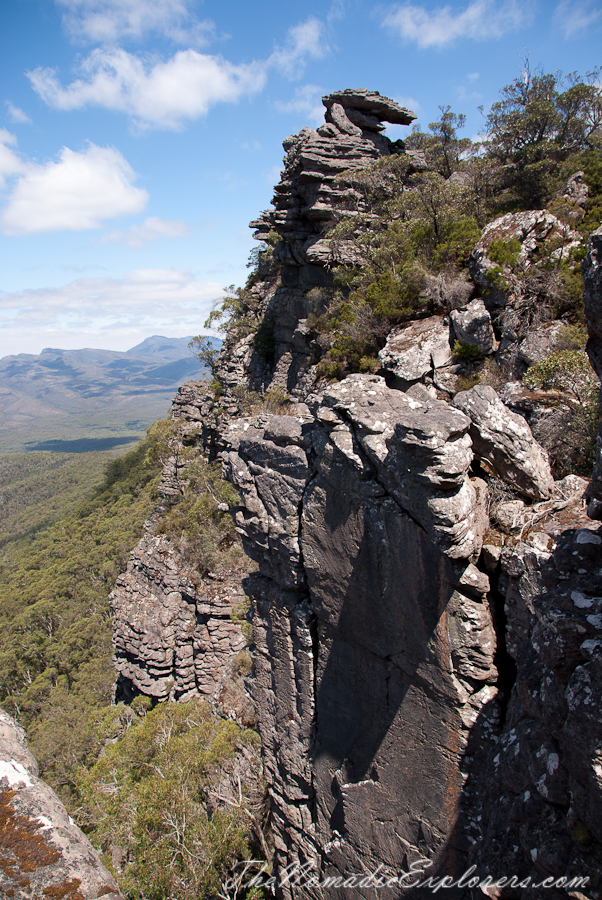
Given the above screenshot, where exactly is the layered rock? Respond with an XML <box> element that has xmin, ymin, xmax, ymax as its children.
<box><xmin>453</xmin><ymin>384</ymin><xmax>554</xmax><ymax>501</ymax></box>
<box><xmin>110</xmin><ymin>381</ymin><xmax>254</xmax><ymax>725</ymax></box>
<box><xmin>110</xmin><ymin>530</ymin><xmax>249</xmax><ymax>710</ymax></box>
<box><xmin>222</xmin><ymin>384</ymin><xmax>499</xmax><ymax>893</ymax></box>
<box><xmin>220</xmin><ymin>90</ymin><xmax>415</xmax><ymax>395</ymax></box>
<box><xmin>0</xmin><ymin>709</ymin><xmax>122</xmax><ymax>899</ymax></box>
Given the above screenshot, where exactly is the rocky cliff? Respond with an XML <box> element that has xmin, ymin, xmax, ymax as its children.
<box><xmin>112</xmin><ymin>91</ymin><xmax>602</xmax><ymax>897</ymax></box>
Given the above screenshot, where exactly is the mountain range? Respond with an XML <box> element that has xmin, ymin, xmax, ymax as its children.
<box><xmin>0</xmin><ymin>335</ymin><xmax>219</xmax><ymax>452</ymax></box>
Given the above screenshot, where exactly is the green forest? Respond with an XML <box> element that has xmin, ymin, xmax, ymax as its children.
<box><xmin>0</xmin><ymin>429</ymin><xmax>265</xmax><ymax>898</ymax></box>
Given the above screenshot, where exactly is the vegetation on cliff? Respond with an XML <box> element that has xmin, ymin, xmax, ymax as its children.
<box><xmin>0</xmin><ymin>434</ymin><xmax>164</xmax><ymax>791</ymax></box>
<box><xmin>200</xmin><ymin>64</ymin><xmax>601</xmax><ymax>477</ymax></box>
<box><xmin>0</xmin><ymin>426</ymin><xmax>266</xmax><ymax>898</ymax></box>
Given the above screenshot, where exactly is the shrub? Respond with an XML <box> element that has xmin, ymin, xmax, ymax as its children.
<box><xmin>453</xmin><ymin>340</ymin><xmax>484</xmax><ymax>361</ymax></box>
<box><xmin>487</xmin><ymin>237</ymin><xmax>522</xmax><ymax>268</ymax></box>
<box><xmin>75</xmin><ymin>699</ymin><xmax>266</xmax><ymax>900</ymax></box>
<box><xmin>523</xmin><ymin>349</ymin><xmax>600</xmax><ymax>475</ymax></box>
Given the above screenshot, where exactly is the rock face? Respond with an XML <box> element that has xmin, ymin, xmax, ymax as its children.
<box><xmin>453</xmin><ymin>384</ymin><xmax>554</xmax><ymax>500</ymax></box>
<box><xmin>111</xmin><ymin>92</ymin><xmax>602</xmax><ymax>897</ymax></box>
<box><xmin>233</xmin><ymin>89</ymin><xmax>415</xmax><ymax>394</ymax></box>
<box><xmin>110</xmin><ymin>530</ymin><xmax>248</xmax><ymax>706</ymax></box>
<box><xmin>378</xmin><ymin>317</ymin><xmax>453</xmax><ymax>383</ymax></box>
<box><xmin>157</xmin><ymin>376</ymin><xmax>601</xmax><ymax>897</ymax></box>
<box><xmin>110</xmin><ymin>381</ymin><xmax>254</xmax><ymax>725</ymax></box>
<box><xmin>0</xmin><ymin>709</ymin><xmax>122</xmax><ymax>899</ymax></box>
<box><xmin>450</xmin><ymin>298</ymin><xmax>496</xmax><ymax>355</ymax></box>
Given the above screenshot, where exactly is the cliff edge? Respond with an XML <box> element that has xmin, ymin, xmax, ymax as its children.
<box><xmin>112</xmin><ymin>90</ymin><xmax>602</xmax><ymax>898</ymax></box>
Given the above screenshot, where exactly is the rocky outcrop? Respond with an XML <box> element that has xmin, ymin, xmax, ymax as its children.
<box><xmin>110</xmin><ymin>91</ymin><xmax>602</xmax><ymax>897</ymax></box>
<box><xmin>223</xmin><ymin>90</ymin><xmax>415</xmax><ymax>395</ymax></box>
<box><xmin>472</xmin><ymin>507</ymin><xmax>602</xmax><ymax>894</ymax></box>
<box><xmin>110</xmin><ymin>381</ymin><xmax>254</xmax><ymax>725</ymax></box>
<box><xmin>168</xmin><ymin>374</ymin><xmax>599</xmax><ymax>897</ymax></box>
<box><xmin>110</xmin><ymin>530</ymin><xmax>250</xmax><ymax>712</ymax></box>
<box><xmin>221</xmin><ymin>386</ymin><xmax>499</xmax><ymax>893</ymax></box>
<box><xmin>453</xmin><ymin>384</ymin><xmax>554</xmax><ymax>500</ymax></box>
<box><xmin>470</xmin><ymin>210</ymin><xmax>582</xmax><ymax>307</ymax></box>
<box><xmin>0</xmin><ymin>709</ymin><xmax>122</xmax><ymax>899</ymax></box>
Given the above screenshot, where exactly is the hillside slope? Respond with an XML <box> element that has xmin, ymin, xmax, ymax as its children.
<box><xmin>0</xmin><ymin>335</ymin><xmax>220</xmax><ymax>452</ymax></box>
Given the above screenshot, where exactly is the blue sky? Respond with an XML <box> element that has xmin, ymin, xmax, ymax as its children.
<box><xmin>1</xmin><ymin>0</ymin><xmax>601</xmax><ymax>357</ymax></box>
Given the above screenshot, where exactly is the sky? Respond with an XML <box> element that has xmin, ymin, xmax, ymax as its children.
<box><xmin>0</xmin><ymin>0</ymin><xmax>601</xmax><ymax>358</ymax></box>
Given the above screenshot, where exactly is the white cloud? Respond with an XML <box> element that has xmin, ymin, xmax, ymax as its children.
<box><xmin>0</xmin><ymin>140</ymin><xmax>148</xmax><ymax>235</ymax></box>
<box><xmin>0</xmin><ymin>269</ymin><xmax>224</xmax><ymax>356</ymax></box>
<box><xmin>467</xmin><ymin>71</ymin><xmax>480</xmax><ymax>81</ymax></box>
<box><xmin>28</xmin><ymin>48</ymin><xmax>267</xmax><ymax>130</ymax></box>
<box><xmin>327</xmin><ymin>0</ymin><xmax>348</xmax><ymax>22</ymax></box>
<box><xmin>554</xmin><ymin>0</ymin><xmax>602</xmax><ymax>36</ymax></box>
<box><xmin>105</xmin><ymin>216</ymin><xmax>190</xmax><ymax>247</ymax></box>
<box><xmin>5</xmin><ymin>103</ymin><xmax>32</xmax><ymax>124</ymax></box>
<box><xmin>0</xmin><ymin>130</ymin><xmax>27</xmax><ymax>189</ymax></box>
<box><xmin>269</xmin><ymin>18</ymin><xmax>328</xmax><ymax>80</ymax></box>
<box><xmin>382</xmin><ymin>0</ymin><xmax>532</xmax><ymax>48</ymax></box>
<box><xmin>55</xmin><ymin>0</ymin><xmax>214</xmax><ymax>44</ymax></box>
<box><xmin>274</xmin><ymin>84</ymin><xmax>325</xmax><ymax>125</ymax></box>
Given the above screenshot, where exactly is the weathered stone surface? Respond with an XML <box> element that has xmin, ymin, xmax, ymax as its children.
<box><xmin>453</xmin><ymin>384</ymin><xmax>554</xmax><ymax>500</ymax></box>
<box><xmin>450</xmin><ymin>298</ymin><xmax>496</xmax><ymax>354</ymax></box>
<box><xmin>322</xmin><ymin>88</ymin><xmax>415</xmax><ymax>125</ymax></box>
<box><xmin>237</xmin><ymin>403</ymin><xmax>498</xmax><ymax>893</ymax></box>
<box><xmin>472</xmin><ymin>506</ymin><xmax>602</xmax><ymax>891</ymax></box>
<box><xmin>318</xmin><ymin>373</ymin><xmax>486</xmax><ymax>558</ymax></box>
<box><xmin>111</xmin><ymin>531</ymin><xmax>249</xmax><ymax>708</ymax></box>
<box><xmin>219</xmin><ymin>90</ymin><xmax>418</xmax><ymax>395</ymax></box>
<box><xmin>560</xmin><ymin>170</ymin><xmax>588</xmax><ymax>208</ymax></box>
<box><xmin>0</xmin><ymin>709</ymin><xmax>122</xmax><ymax>899</ymax></box>
<box><xmin>378</xmin><ymin>316</ymin><xmax>453</xmax><ymax>382</ymax></box>
<box><xmin>110</xmin><ymin>388</ymin><xmax>253</xmax><ymax>722</ymax></box>
<box><xmin>517</xmin><ymin>321</ymin><xmax>564</xmax><ymax>366</ymax></box>
<box><xmin>325</xmin><ymin>101</ymin><xmax>362</xmax><ymax>136</ymax></box>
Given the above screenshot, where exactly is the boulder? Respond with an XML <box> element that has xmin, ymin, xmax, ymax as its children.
<box><xmin>470</xmin><ymin>210</ymin><xmax>582</xmax><ymax>306</ymax></box>
<box><xmin>0</xmin><ymin>709</ymin><xmax>122</xmax><ymax>899</ymax></box>
<box><xmin>453</xmin><ymin>384</ymin><xmax>554</xmax><ymax>500</ymax></box>
<box><xmin>450</xmin><ymin>298</ymin><xmax>495</xmax><ymax>354</ymax></box>
<box><xmin>378</xmin><ymin>317</ymin><xmax>452</xmax><ymax>382</ymax></box>
<box><xmin>517</xmin><ymin>321</ymin><xmax>564</xmax><ymax>367</ymax></box>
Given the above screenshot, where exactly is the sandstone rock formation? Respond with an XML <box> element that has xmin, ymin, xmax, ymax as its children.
<box><xmin>450</xmin><ymin>298</ymin><xmax>496</xmax><ymax>355</ymax></box>
<box><xmin>453</xmin><ymin>384</ymin><xmax>554</xmax><ymax>500</ymax></box>
<box><xmin>110</xmin><ymin>381</ymin><xmax>254</xmax><ymax>726</ymax></box>
<box><xmin>0</xmin><ymin>709</ymin><xmax>122</xmax><ymax>899</ymax></box>
<box><xmin>378</xmin><ymin>317</ymin><xmax>453</xmax><ymax>383</ymax></box>
<box><xmin>240</xmin><ymin>89</ymin><xmax>415</xmax><ymax>394</ymax></box>
<box><xmin>470</xmin><ymin>210</ymin><xmax>582</xmax><ymax>307</ymax></box>
<box><xmin>111</xmin><ymin>91</ymin><xmax>602</xmax><ymax>897</ymax></box>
